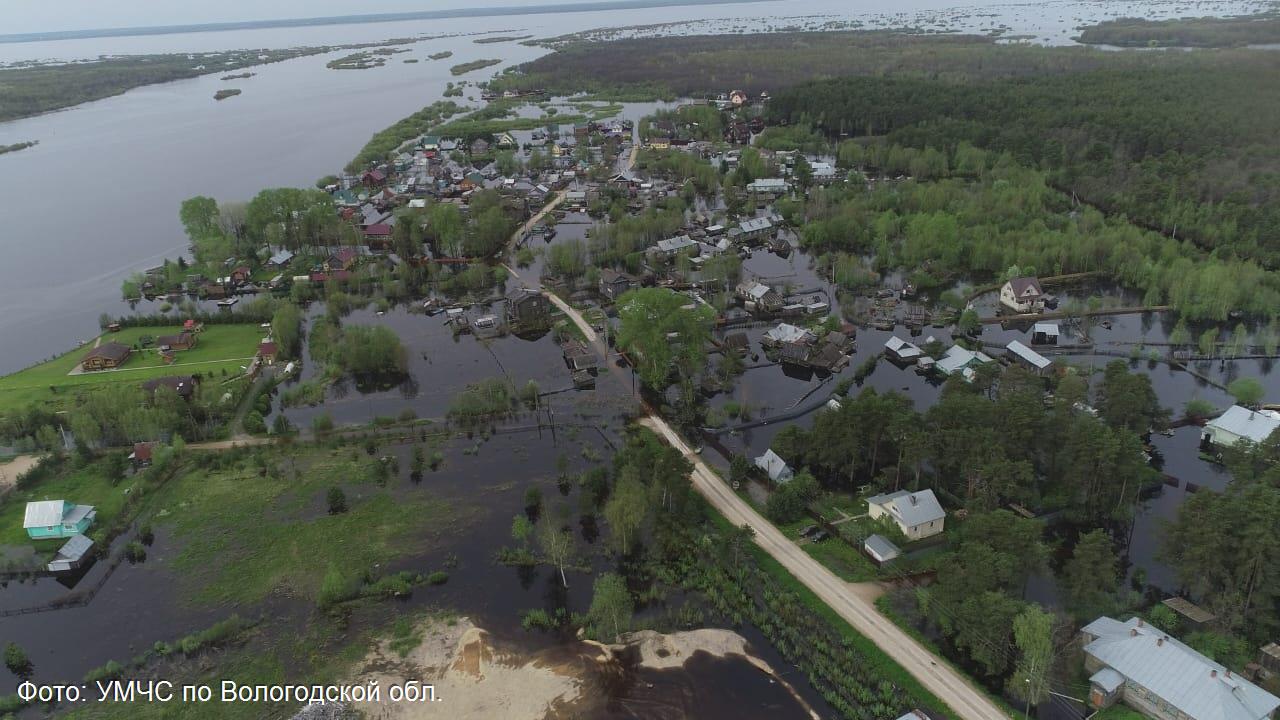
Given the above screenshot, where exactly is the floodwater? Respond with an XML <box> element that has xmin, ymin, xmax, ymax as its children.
<box><xmin>0</xmin><ymin>0</ymin><xmax>1268</xmax><ymax>373</ymax></box>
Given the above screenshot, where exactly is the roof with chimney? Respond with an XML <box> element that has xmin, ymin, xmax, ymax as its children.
<box><xmin>1082</xmin><ymin>616</ymin><xmax>1280</xmax><ymax>720</ymax></box>
<box><xmin>866</xmin><ymin>489</ymin><xmax>944</xmax><ymax>527</ymax></box>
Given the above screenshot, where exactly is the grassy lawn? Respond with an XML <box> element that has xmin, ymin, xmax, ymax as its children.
<box><xmin>0</xmin><ymin>458</ymin><xmax>138</xmax><ymax>550</ymax></box>
<box><xmin>0</xmin><ymin>324</ymin><xmax>265</xmax><ymax>413</ymax></box>
<box><xmin>152</xmin><ymin>447</ymin><xmax>461</xmax><ymax>606</ymax></box>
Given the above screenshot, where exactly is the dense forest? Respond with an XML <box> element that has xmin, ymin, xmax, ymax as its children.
<box><xmin>494</xmin><ymin>31</ymin><xmax>1280</xmax><ymax>266</ymax></box>
<box><xmin>1077</xmin><ymin>11</ymin><xmax>1280</xmax><ymax>47</ymax></box>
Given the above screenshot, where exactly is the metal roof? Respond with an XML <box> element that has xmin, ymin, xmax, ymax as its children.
<box><xmin>754</xmin><ymin>449</ymin><xmax>794</xmax><ymax>484</ymax></box>
<box><xmin>1006</xmin><ymin>340</ymin><xmax>1052</xmax><ymax>369</ymax></box>
<box><xmin>24</xmin><ymin>500</ymin><xmax>67</xmax><ymax>528</ymax></box>
<box><xmin>885</xmin><ymin>336</ymin><xmax>922</xmax><ymax>358</ymax></box>
<box><xmin>656</xmin><ymin>235</ymin><xmax>697</xmax><ymax>253</ymax></box>
<box><xmin>766</xmin><ymin>323</ymin><xmax>814</xmax><ymax>345</ymax></box>
<box><xmin>1032</xmin><ymin>322</ymin><xmax>1060</xmax><ymax>335</ymax></box>
<box><xmin>937</xmin><ymin>345</ymin><xmax>993</xmax><ymax>375</ymax></box>
<box><xmin>866</xmin><ymin>489</ymin><xmax>944</xmax><ymax>527</ymax></box>
<box><xmin>1206</xmin><ymin>406</ymin><xmax>1280</xmax><ymax>444</ymax></box>
<box><xmin>864</xmin><ymin>534</ymin><xmax>901</xmax><ymax>561</ymax></box>
<box><xmin>1082</xmin><ymin>616</ymin><xmax>1280</xmax><ymax>720</ymax></box>
<box><xmin>739</xmin><ymin>217</ymin><xmax>773</xmax><ymax>234</ymax></box>
<box><xmin>54</xmin><ymin>534</ymin><xmax>94</xmax><ymax>561</ymax></box>
<box><xmin>1090</xmin><ymin>667</ymin><xmax>1124</xmax><ymax>694</ymax></box>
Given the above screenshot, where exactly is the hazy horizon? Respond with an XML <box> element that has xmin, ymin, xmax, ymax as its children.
<box><xmin>4</xmin><ymin>0</ymin><xmax>661</xmax><ymax>36</ymax></box>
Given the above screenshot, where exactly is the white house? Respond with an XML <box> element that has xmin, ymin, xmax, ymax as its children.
<box><xmin>1082</xmin><ymin>616</ymin><xmax>1280</xmax><ymax>720</ymax></box>
<box><xmin>754</xmin><ymin>449</ymin><xmax>794</xmax><ymax>484</ymax></box>
<box><xmin>999</xmin><ymin>276</ymin><xmax>1045</xmax><ymax>313</ymax></box>
<box><xmin>1202</xmin><ymin>405</ymin><xmax>1280</xmax><ymax>448</ymax></box>
<box><xmin>884</xmin><ymin>336</ymin><xmax>923</xmax><ymax>363</ymax></box>
<box><xmin>866</xmin><ymin>489</ymin><xmax>945</xmax><ymax>541</ymax></box>
<box><xmin>936</xmin><ymin>345</ymin><xmax>994</xmax><ymax>381</ymax></box>
<box><xmin>746</xmin><ymin>178</ymin><xmax>789</xmax><ymax>195</ymax></box>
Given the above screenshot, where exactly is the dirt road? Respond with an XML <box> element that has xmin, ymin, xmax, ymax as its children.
<box><xmin>637</xmin><ymin>416</ymin><xmax>1008</xmax><ymax>720</ymax></box>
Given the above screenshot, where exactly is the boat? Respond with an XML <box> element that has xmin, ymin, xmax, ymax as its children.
<box><xmin>216</xmin><ymin>297</ymin><xmax>239</xmax><ymax>308</ymax></box>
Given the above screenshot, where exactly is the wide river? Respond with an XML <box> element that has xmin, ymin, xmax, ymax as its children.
<box><xmin>0</xmin><ymin>0</ymin><xmax>1266</xmax><ymax>373</ymax></box>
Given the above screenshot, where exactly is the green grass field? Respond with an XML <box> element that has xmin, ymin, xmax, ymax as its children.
<box><xmin>0</xmin><ymin>324</ymin><xmax>265</xmax><ymax>413</ymax></box>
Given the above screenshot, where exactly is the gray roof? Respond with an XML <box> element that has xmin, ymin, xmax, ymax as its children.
<box><xmin>656</xmin><ymin>235</ymin><xmax>697</xmax><ymax>253</ymax></box>
<box><xmin>53</xmin><ymin>534</ymin><xmax>94</xmax><ymax>562</ymax></box>
<box><xmin>24</xmin><ymin>500</ymin><xmax>67</xmax><ymax>528</ymax></box>
<box><xmin>1083</xmin><ymin>616</ymin><xmax>1280</xmax><ymax>720</ymax></box>
<box><xmin>62</xmin><ymin>504</ymin><xmax>96</xmax><ymax>526</ymax></box>
<box><xmin>866</xmin><ymin>489</ymin><xmax>944</xmax><ymax>527</ymax></box>
<box><xmin>1090</xmin><ymin>667</ymin><xmax>1125</xmax><ymax>694</ymax></box>
<box><xmin>1006</xmin><ymin>276</ymin><xmax>1043</xmax><ymax>298</ymax></box>
<box><xmin>1032</xmin><ymin>322</ymin><xmax>1060</xmax><ymax>335</ymax></box>
<box><xmin>1006</xmin><ymin>340</ymin><xmax>1052</xmax><ymax>370</ymax></box>
<box><xmin>766</xmin><ymin>323</ymin><xmax>814</xmax><ymax>345</ymax></box>
<box><xmin>864</xmin><ymin>534</ymin><xmax>901</xmax><ymax>561</ymax></box>
<box><xmin>1206</xmin><ymin>406</ymin><xmax>1280</xmax><ymax>444</ymax></box>
<box><xmin>739</xmin><ymin>217</ymin><xmax>773</xmax><ymax>234</ymax></box>
<box><xmin>937</xmin><ymin>345</ymin><xmax>993</xmax><ymax>375</ymax></box>
<box><xmin>754</xmin><ymin>449</ymin><xmax>794</xmax><ymax>484</ymax></box>
<box><xmin>884</xmin><ymin>336</ymin><xmax>922</xmax><ymax>359</ymax></box>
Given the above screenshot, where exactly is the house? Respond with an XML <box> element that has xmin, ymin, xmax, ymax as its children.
<box><xmin>746</xmin><ymin>178</ymin><xmax>789</xmax><ymax>195</ymax></box>
<box><xmin>936</xmin><ymin>345</ymin><xmax>994</xmax><ymax>381</ymax></box>
<box><xmin>729</xmin><ymin>89</ymin><xmax>749</xmax><ymax>106</ymax></box>
<box><xmin>884</xmin><ymin>336</ymin><xmax>922</xmax><ymax>363</ymax></box>
<box><xmin>809</xmin><ymin>161</ymin><xmax>837</xmax><ymax>184</ymax></box>
<box><xmin>866</xmin><ymin>489</ymin><xmax>945</xmax><ymax>541</ymax></box>
<box><xmin>363</xmin><ymin>223</ymin><xmax>393</xmax><ymax>246</ymax></box>
<box><xmin>506</xmin><ymin>287</ymin><xmax>551</xmax><ymax>330</ymax></box>
<box><xmin>267</xmin><ymin>249</ymin><xmax>295</xmax><ymax>268</ymax></box>
<box><xmin>81</xmin><ymin>342</ymin><xmax>132</xmax><ymax>371</ymax></box>
<box><xmin>142</xmin><ymin>375</ymin><xmax>197</xmax><ymax>400</ymax></box>
<box><xmin>156</xmin><ymin>331</ymin><xmax>197</xmax><ymax>351</ymax></box>
<box><xmin>737</xmin><ymin>217</ymin><xmax>774</xmax><ymax>242</ymax></box>
<box><xmin>1202</xmin><ymin>406</ymin><xmax>1280</xmax><ymax>448</ymax></box>
<box><xmin>738</xmin><ymin>281</ymin><xmax>784</xmax><ymax>313</ymax></box>
<box><xmin>722</xmin><ymin>332</ymin><xmax>749</xmax><ymax>355</ymax></box>
<box><xmin>258</xmin><ymin>341</ymin><xmax>279</xmax><ymax>365</ymax></box>
<box><xmin>762</xmin><ymin>323</ymin><xmax>816</xmax><ymax>348</ymax></box>
<box><xmin>23</xmin><ymin>500</ymin><xmax>97</xmax><ymax>540</ymax></box>
<box><xmin>864</xmin><ymin>534</ymin><xmax>901</xmax><ymax>564</ymax></box>
<box><xmin>361</xmin><ymin>169</ymin><xmax>386</xmax><ymax>187</ymax></box>
<box><xmin>893</xmin><ymin>712</ymin><xmax>930</xmax><ymax>720</ymax></box>
<box><xmin>470</xmin><ymin>138</ymin><xmax>490</xmax><ymax>155</ymax></box>
<box><xmin>327</xmin><ymin>247</ymin><xmax>359</xmax><ymax>272</ymax></box>
<box><xmin>229</xmin><ymin>265</ymin><xmax>253</xmax><ymax>284</ymax></box>
<box><xmin>1032</xmin><ymin>322</ymin><xmax>1060</xmax><ymax>345</ymax></box>
<box><xmin>1006</xmin><ymin>340</ymin><xmax>1053</xmax><ymax>376</ymax></box>
<box><xmin>1000</xmin><ymin>276</ymin><xmax>1045</xmax><ymax>313</ymax></box>
<box><xmin>1081</xmin><ymin>616</ymin><xmax>1280</xmax><ymax>720</ymax></box>
<box><xmin>129</xmin><ymin>441</ymin><xmax>156</xmax><ymax>467</ymax></box>
<box><xmin>754</xmin><ymin>449</ymin><xmax>794</xmax><ymax>484</ymax></box>
<box><xmin>598</xmin><ymin>269</ymin><xmax>638</xmax><ymax>301</ymax></box>
<box><xmin>654</xmin><ymin>234</ymin><xmax>698</xmax><ymax>258</ymax></box>
<box><xmin>47</xmin><ymin>534</ymin><xmax>95</xmax><ymax>573</ymax></box>
<box><xmin>648</xmin><ymin>137</ymin><xmax>671</xmax><ymax>150</ymax></box>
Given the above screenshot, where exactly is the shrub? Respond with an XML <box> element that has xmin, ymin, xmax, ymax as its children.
<box><xmin>3</xmin><ymin>643</ymin><xmax>31</xmax><ymax>676</ymax></box>
<box><xmin>427</xmin><ymin>571</ymin><xmax>449</xmax><ymax>585</ymax></box>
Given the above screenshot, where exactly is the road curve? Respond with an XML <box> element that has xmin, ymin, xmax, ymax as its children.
<box><xmin>638</xmin><ymin>416</ymin><xmax>1009</xmax><ymax>720</ymax></box>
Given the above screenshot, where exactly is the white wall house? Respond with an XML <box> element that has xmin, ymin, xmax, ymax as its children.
<box><xmin>866</xmin><ymin>489</ymin><xmax>945</xmax><ymax>541</ymax></box>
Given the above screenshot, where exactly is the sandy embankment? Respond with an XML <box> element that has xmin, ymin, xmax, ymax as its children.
<box><xmin>337</xmin><ymin>619</ymin><xmax>817</xmax><ymax>720</ymax></box>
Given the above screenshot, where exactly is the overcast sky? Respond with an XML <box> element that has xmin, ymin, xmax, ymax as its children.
<box><xmin>8</xmin><ymin>0</ymin><xmax>612</xmax><ymax>35</ymax></box>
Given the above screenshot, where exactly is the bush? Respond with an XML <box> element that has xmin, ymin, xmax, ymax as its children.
<box><xmin>327</xmin><ymin>486</ymin><xmax>348</xmax><ymax>515</ymax></box>
<box><xmin>427</xmin><ymin>571</ymin><xmax>449</xmax><ymax>585</ymax></box>
<box><xmin>3</xmin><ymin>643</ymin><xmax>31</xmax><ymax>676</ymax></box>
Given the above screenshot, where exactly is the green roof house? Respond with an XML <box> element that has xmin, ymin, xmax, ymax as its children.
<box><xmin>24</xmin><ymin>500</ymin><xmax>96</xmax><ymax>540</ymax></box>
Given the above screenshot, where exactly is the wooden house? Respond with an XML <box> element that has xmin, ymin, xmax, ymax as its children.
<box><xmin>156</xmin><ymin>332</ymin><xmax>198</xmax><ymax>351</ymax></box>
<box><xmin>506</xmin><ymin>287</ymin><xmax>551</xmax><ymax>331</ymax></box>
<box><xmin>81</xmin><ymin>342</ymin><xmax>131</xmax><ymax>371</ymax></box>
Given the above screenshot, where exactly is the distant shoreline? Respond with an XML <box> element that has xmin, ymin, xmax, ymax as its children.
<box><xmin>0</xmin><ymin>0</ymin><xmax>772</xmax><ymax>45</ymax></box>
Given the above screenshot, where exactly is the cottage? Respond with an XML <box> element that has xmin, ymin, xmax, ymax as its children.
<box><xmin>327</xmin><ymin>247</ymin><xmax>359</xmax><ymax>272</ymax></box>
<box><xmin>1081</xmin><ymin>616</ymin><xmax>1280</xmax><ymax>720</ymax></box>
<box><xmin>864</xmin><ymin>534</ymin><xmax>901</xmax><ymax>564</ymax></box>
<box><xmin>1202</xmin><ymin>406</ymin><xmax>1280</xmax><ymax>448</ymax></box>
<box><xmin>130</xmin><ymin>441</ymin><xmax>156</xmax><ymax>467</ymax></box>
<box><xmin>884</xmin><ymin>336</ymin><xmax>922</xmax><ymax>363</ymax></box>
<box><xmin>267</xmin><ymin>249</ymin><xmax>295</xmax><ymax>268</ymax></box>
<box><xmin>999</xmin><ymin>276</ymin><xmax>1045</xmax><ymax>313</ymax></box>
<box><xmin>506</xmin><ymin>287</ymin><xmax>551</xmax><ymax>330</ymax></box>
<box><xmin>142</xmin><ymin>375</ymin><xmax>197</xmax><ymax>400</ymax></box>
<box><xmin>754</xmin><ymin>449</ymin><xmax>794</xmax><ymax>484</ymax></box>
<box><xmin>258</xmin><ymin>341</ymin><xmax>279</xmax><ymax>365</ymax></box>
<box><xmin>81</xmin><ymin>342</ymin><xmax>132</xmax><ymax>371</ymax></box>
<box><xmin>156</xmin><ymin>331</ymin><xmax>197</xmax><ymax>351</ymax></box>
<box><xmin>47</xmin><ymin>534</ymin><xmax>95</xmax><ymax>573</ymax></box>
<box><xmin>23</xmin><ymin>500</ymin><xmax>97</xmax><ymax>540</ymax></box>
<box><xmin>1006</xmin><ymin>340</ymin><xmax>1052</xmax><ymax>376</ymax></box>
<box><xmin>1032</xmin><ymin>322</ymin><xmax>1060</xmax><ymax>345</ymax></box>
<box><xmin>598</xmin><ymin>269</ymin><xmax>638</xmax><ymax>301</ymax></box>
<box><xmin>738</xmin><ymin>281</ymin><xmax>784</xmax><ymax>313</ymax></box>
<box><xmin>866</xmin><ymin>489</ymin><xmax>944</xmax><ymax>541</ymax></box>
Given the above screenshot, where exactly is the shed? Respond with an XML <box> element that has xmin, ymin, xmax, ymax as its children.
<box><xmin>47</xmin><ymin>534</ymin><xmax>94</xmax><ymax>573</ymax></box>
<box><xmin>1261</xmin><ymin>643</ymin><xmax>1280</xmax><ymax>674</ymax></box>
<box><xmin>1032</xmin><ymin>322</ymin><xmax>1060</xmax><ymax>345</ymax></box>
<box><xmin>1006</xmin><ymin>340</ymin><xmax>1052</xmax><ymax>376</ymax></box>
<box><xmin>864</xmin><ymin>534</ymin><xmax>901</xmax><ymax>564</ymax></box>
<box><xmin>884</xmin><ymin>336</ymin><xmax>922</xmax><ymax>363</ymax></box>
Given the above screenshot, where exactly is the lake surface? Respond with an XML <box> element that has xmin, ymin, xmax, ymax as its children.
<box><xmin>0</xmin><ymin>0</ymin><xmax>1269</xmax><ymax>373</ymax></box>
